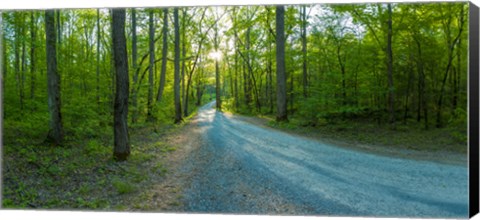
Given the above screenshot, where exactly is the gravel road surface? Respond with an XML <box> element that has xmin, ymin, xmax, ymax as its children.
<box><xmin>180</xmin><ymin>102</ymin><xmax>468</xmax><ymax>218</ymax></box>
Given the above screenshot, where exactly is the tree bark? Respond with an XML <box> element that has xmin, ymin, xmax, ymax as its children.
<box><xmin>386</xmin><ymin>3</ymin><xmax>395</xmax><ymax>126</ymax></box>
<box><xmin>112</xmin><ymin>8</ymin><xmax>130</xmax><ymax>161</ymax></box>
<box><xmin>147</xmin><ymin>10</ymin><xmax>155</xmax><ymax>121</ymax></box>
<box><xmin>20</xmin><ymin>13</ymin><xmax>26</xmax><ymax>111</ymax></box>
<box><xmin>174</xmin><ymin>8</ymin><xmax>183</xmax><ymax>123</ymax></box>
<box><xmin>301</xmin><ymin>5</ymin><xmax>308</xmax><ymax>98</ymax></box>
<box><xmin>453</xmin><ymin>38</ymin><xmax>461</xmax><ymax>112</ymax></box>
<box><xmin>96</xmin><ymin>9</ymin><xmax>101</xmax><ymax>108</ymax></box>
<box><xmin>30</xmin><ymin>12</ymin><xmax>36</xmax><ymax>100</ymax></box>
<box><xmin>214</xmin><ymin>19</ymin><xmax>222</xmax><ymax>111</ymax></box>
<box><xmin>45</xmin><ymin>10</ymin><xmax>64</xmax><ymax>145</ymax></box>
<box><xmin>414</xmin><ymin>34</ymin><xmax>428</xmax><ymax>129</ymax></box>
<box><xmin>181</xmin><ymin>11</ymin><xmax>187</xmax><ymax>113</ymax></box>
<box><xmin>131</xmin><ymin>8</ymin><xmax>138</xmax><ymax>123</ymax></box>
<box><xmin>156</xmin><ymin>8</ymin><xmax>168</xmax><ymax>102</ymax></box>
<box><xmin>275</xmin><ymin>6</ymin><xmax>288</xmax><ymax>122</ymax></box>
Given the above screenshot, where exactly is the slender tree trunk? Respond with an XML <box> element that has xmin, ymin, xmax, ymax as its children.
<box><xmin>156</xmin><ymin>8</ymin><xmax>168</xmax><ymax>102</ymax></box>
<box><xmin>181</xmin><ymin>11</ymin><xmax>187</xmax><ymax>113</ymax></box>
<box><xmin>414</xmin><ymin>35</ymin><xmax>428</xmax><ymax>129</ymax></box>
<box><xmin>214</xmin><ymin>22</ymin><xmax>221</xmax><ymax>111</ymax></box>
<box><xmin>301</xmin><ymin>5</ymin><xmax>308</xmax><ymax>98</ymax></box>
<box><xmin>96</xmin><ymin>9</ymin><xmax>101</xmax><ymax>109</ymax></box>
<box><xmin>196</xmin><ymin>55</ymin><xmax>204</xmax><ymax>106</ymax></box>
<box><xmin>337</xmin><ymin>45</ymin><xmax>346</xmax><ymax>106</ymax></box>
<box><xmin>268</xmin><ymin>30</ymin><xmax>274</xmax><ymax>113</ymax></box>
<box><xmin>112</xmin><ymin>8</ymin><xmax>130</xmax><ymax>161</ymax></box>
<box><xmin>244</xmin><ymin>27</ymin><xmax>251</xmax><ymax>107</ymax></box>
<box><xmin>147</xmin><ymin>10</ymin><xmax>155</xmax><ymax>121</ymax></box>
<box><xmin>436</xmin><ymin>5</ymin><xmax>464</xmax><ymax>128</ymax></box>
<box><xmin>45</xmin><ymin>10</ymin><xmax>64</xmax><ymax>145</ymax></box>
<box><xmin>29</xmin><ymin>12</ymin><xmax>36</xmax><ymax>100</ymax></box>
<box><xmin>275</xmin><ymin>6</ymin><xmax>288</xmax><ymax>122</ymax></box>
<box><xmin>131</xmin><ymin>9</ymin><xmax>138</xmax><ymax>123</ymax></box>
<box><xmin>386</xmin><ymin>3</ymin><xmax>395</xmax><ymax>126</ymax></box>
<box><xmin>1</xmin><ymin>12</ymin><xmax>4</xmax><ymax>119</ymax></box>
<box><xmin>452</xmin><ymin>38</ymin><xmax>461</xmax><ymax>112</ymax></box>
<box><xmin>21</xmin><ymin>16</ymin><xmax>26</xmax><ymax>108</ymax></box>
<box><xmin>403</xmin><ymin>56</ymin><xmax>414</xmax><ymax>125</ymax></box>
<box><xmin>174</xmin><ymin>8</ymin><xmax>183</xmax><ymax>123</ymax></box>
<box><xmin>289</xmin><ymin>70</ymin><xmax>294</xmax><ymax>113</ymax></box>
<box><xmin>234</xmin><ymin>40</ymin><xmax>239</xmax><ymax>109</ymax></box>
<box><xmin>56</xmin><ymin>10</ymin><xmax>61</xmax><ymax>45</ymax></box>
<box><xmin>14</xmin><ymin>14</ymin><xmax>20</xmax><ymax>109</ymax></box>
<box><xmin>184</xmin><ymin>71</ymin><xmax>193</xmax><ymax>117</ymax></box>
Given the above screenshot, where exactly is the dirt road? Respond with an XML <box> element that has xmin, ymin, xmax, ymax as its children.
<box><xmin>179</xmin><ymin>102</ymin><xmax>468</xmax><ymax>218</ymax></box>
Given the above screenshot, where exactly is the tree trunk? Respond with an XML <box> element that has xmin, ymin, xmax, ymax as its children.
<box><xmin>45</xmin><ymin>10</ymin><xmax>64</xmax><ymax>145</ymax></box>
<box><xmin>20</xmin><ymin>14</ymin><xmax>26</xmax><ymax>111</ymax></box>
<box><xmin>301</xmin><ymin>5</ymin><xmax>308</xmax><ymax>98</ymax></box>
<box><xmin>275</xmin><ymin>6</ymin><xmax>288</xmax><ymax>122</ymax></box>
<box><xmin>234</xmin><ymin>37</ymin><xmax>239</xmax><ymax>109</ymax></box>
<box><xmin>337</xmin><ymin>45</ymin><xmax>346</xmax><ymax>106</ymax></box>
<box><xmin>244</xmin><ymin>27</ymin><xmax>251</xmax><ymax>107</ymax></box>
<box><xmin>181</xmin><ymin>11</ymin><xmax>187</xmax><ymax>113</ymax></box>
<box><xmin>30</xmin><ymin>12</ymin><xmax>36</xmax><ymax>100</ymax></box>
<box><xmin>14</xmin><ymin>14</ymin><xmax>20</xmax><ymax>110</ymax></box>
<box><xmin>386</xmin><ymin>3</ymin><xmax>395</xmax><ymax>126</ymax></box>
<box><xmin>156</xmin><ymin>8</ymin><xmax>168</xmax><ymax>103</ymax></box>
<box><xmin>56</xmin><ymin>10</ymin><xmax>61</xmax><ymax>45</ymax></box>
<box><xmin>403</xmin><ymin>55</ymin><xmax>414</xmax><ymax>125</ymax></box>
<box><xmin>112</xmin><ymin>8</ymin><xmax>130</xmax><ymax>161</ymax></box>
<box><xmin>131</xmin><ymin>8</ymin><xmax>138</xmax><ymax>123</ymax></box>
<box><xmin>414</xmin><ymin>35</ymin><xmax>428</xmax><ymax>129</ymax></box>
<box><xmin>147</xmin><ymin>10</ymin><xmax>155</xmax><ymax>121</ymax></box>
<box><xmin>173</xmin><ymin>8</ymin><xmax>183</xmax><ymax>123</ymax></box>
<box><xmin>96</xmin><ymin>9</ymin><xmax>101</xmax><ymax>109</ymax></box>
<box><xmin>214</xmin><ymin>22</ymin><xmax>222</xmax><ymax>111</ymax></box>
<box><xmin>436</xmin><ymin>5</ymin><xmax>464</xmax><ymax>128</ymax></box>
<box><xmin>1</xmin><ymin>12</ymin><xmax>5</xmax><ymax>119</ymax></box>
<box><xmin>452</xmin><ymin>38</ymin><xmax>461</xmax><ymax>112</ymax></box>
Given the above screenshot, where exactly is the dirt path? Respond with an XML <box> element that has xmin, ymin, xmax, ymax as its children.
<box><xmin>231</xmin><ymin>114</ymin><xmax>467</xmax><ymax>166</ymax></box>
<box><xmin>146</xmin><ymin>102</ymin><xmax>467</xmax><ymax>217</ymax></box>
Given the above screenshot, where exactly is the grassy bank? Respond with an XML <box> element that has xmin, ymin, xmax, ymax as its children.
<box><xmin>2</xmin><ymin>110</ymin><xmax>198</xmax><ymax>210</ymax></box>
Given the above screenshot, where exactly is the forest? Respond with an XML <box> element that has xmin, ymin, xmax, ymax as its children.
<box><xmin>1</xmin><ymin>2</ymin><xmax>469</xmax><ymax>210</ymax></box>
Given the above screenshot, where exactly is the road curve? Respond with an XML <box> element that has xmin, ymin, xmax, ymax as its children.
<box><xmin>180</xmin><ymin>102</ymin><xmax>468</xmax><ymax>218</ymax></box>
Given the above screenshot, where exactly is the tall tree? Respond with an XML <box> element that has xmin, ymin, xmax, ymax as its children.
<box><xmin>214</xmin><ymin>9</ymin><xmax>222</xmax><ymax>111</ymax></box>
<box><xmin>96</xmin><ymin>9</ymin><xmax>101</xmax><ymax>108</ymax></box>
<box><xmin>111</xmin><ymin>8</ymin><xmax>130</xmax><ymax>161</ymax></box>
<box><xmin>436</xmin><ymin>4</ymin><xmax>465</xmax><ymax>128</ymax></box>
<box><xmin>45</xmin><ymin>10</ymin><xmax>64</xmax><ymax>145</ymax></box>
<box><xmin>275</xmin><ymin>5</ymin><xmax>288</xmax><ymax>122</ymax></box>
<box><xmin>386</xmin><ymin>3</ymin><xmax>395</xmax><ymax>126</ymax></box>
<box><xmin>131</xmin><ymin>8</ymin><xmax>138</xmax><ymax>123</ymax></box>
<box><xmin>29</xmin><ymin>12</ymin><xmax>36</xmax><ymax>100</ymax></box>
<box><xmin>147</xmin><ymin>10</ymin><xmax>155</xmax><ymax>121</ymax></box>
<box><xmin>1</xmin><ymin>12</ymin><xmax>4</xmax><ymax>120</ymax></box>
<box><xmin>301</xmin><ymin>5</ymin><xmax>308</xmax><ymax>98</ymax></box>
<box><xmin>156</xmin><ymin>8</ymin><xmax>168</xmax><ymax>102</ymax></box>
<box><xmin>173</xmin><ymin>8</ymin><xmax>183</xmax><ymax>123</ymax></box>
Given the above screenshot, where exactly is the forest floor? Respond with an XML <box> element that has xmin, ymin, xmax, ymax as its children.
<box><xmin>1</xmin><ymin>112</ymin><xmax>200</xmax><ymax>211</ymax></box>
<box><xmin>2</xmin><ymin>102</ymin><xmax>468</xmax><ymax>215</ymax></box>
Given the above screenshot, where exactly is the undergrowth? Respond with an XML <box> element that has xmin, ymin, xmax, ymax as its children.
<box><xmin>2</xmin><ymin>101</ymin><xmax>201</xmax><ymax>210</ymax></box>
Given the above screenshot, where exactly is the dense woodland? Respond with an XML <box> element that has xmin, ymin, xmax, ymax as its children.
<box><xmin>1</xmin><ymin>2</ymin><xmax>469</xmax><ymax>209</ymax></box>
<box><xmin>2</xmin><ymin>3</ymin><xmax>469</xmax><ymax>157</ymax></box>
